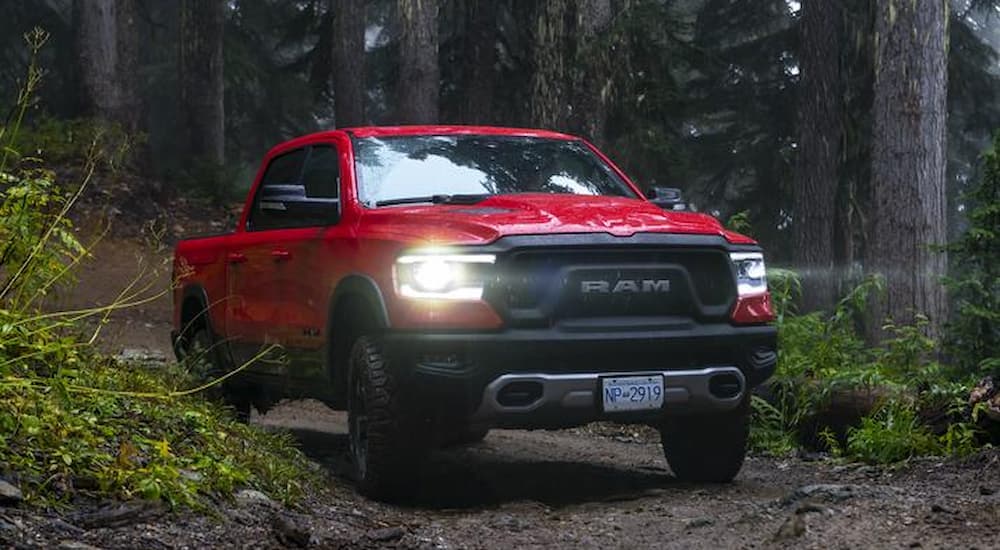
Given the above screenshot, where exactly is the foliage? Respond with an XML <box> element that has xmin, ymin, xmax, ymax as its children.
<box><xmin>0</xmin><ymin>343</ymin><xmax>315</xmax><ymax>508</ymax></box>
<box><xmin>750</xmin><ymin>267</ymin><xmax>987</xmax><ymax>463</ymax></box>
<box><xmin>10</xmin><ymin>117</ymin><xmax>137</xmax><ymax>170</ymax></box>
<box><xmin>0</xmin><ymin>32</ymin><xmax>316</xmax><ymax>509</ymax></box>
<box><xmin>943</xmin><ymin>132</ymin><xmax>1000</xmax><ymax>375</ymax></box>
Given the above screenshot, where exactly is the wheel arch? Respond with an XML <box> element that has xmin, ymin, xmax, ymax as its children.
<box><xmin>325</xmin><ymin>274</ymin><xmax>391</xmax><ymax>407</ymax></box>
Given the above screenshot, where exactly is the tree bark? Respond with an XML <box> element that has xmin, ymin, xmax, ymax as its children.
<box><xmin>74</xmin><ymin>0</ymin><xmax>140</xmax><ymax>133</ymax></box>
<box><xmin>178</xmin><ymin>0</ymin><xmax>225</xmax><ymax>166</ymax></box>
<box><xmin>333</xmin><ymin>0</ymin><xmax>366</xmax><ymax>127</ymax></box>
<box><xmin>867</xmin><ymin>0</ymin><xmax>949</xmax><ymax>341</ymax></box>
<box><xmin>791</xmin><ymin>0</ymin><xmax>843</xmax><ymax>313</ymax></box>
<box><xmin>570</xmin><ymin>0</ymin><xmax>612</xmax><ymax>145</ymax></box>
<box><xmin>397</xmin><ymin>0</ymin><xmax>439</xmax><ymax>124</ymax></box>
<box><xmin>530</xmin><ymin>0</ymin><xmax>570</xmax><ymax>130</ymax></box>
<box><xmin>459</xmin><ymin>0</ymin><xmax>497</xmax><ymax>124</ymax></box>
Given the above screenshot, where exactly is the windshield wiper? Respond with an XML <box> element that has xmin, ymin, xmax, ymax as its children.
<box><xmin>374</xmin><ymin>194</ymin><xmax>491</xmax><ymax>207</ymax></box>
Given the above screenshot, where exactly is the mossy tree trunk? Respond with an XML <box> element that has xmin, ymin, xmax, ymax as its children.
<box><xmin>397</xmin><ymin>0</ymin><xmax>439</xmax><ymax>124</ymax></box>
<box><xmin>866</xmin><ymin>0</ymin><xmax>949</xmax><ymax>341</ymax></box>
<box><xmin>73</xmin><ymin>0</ymin><xmax>140</xmax><ymax>133</ymax></box>
<box><xmin>792</xmin><ymin>0</ymin><xmax>843</xmax><ymax>312</ymax></box>
<box><xmin>530</xmin><ymin>0</ymin><xmax>570</xmax><ymax>130</ymax></box>
<box><xmin>333</xmin><ymin>0</ymin><xmax>366</xmax><ymax>127</ymax></box>
<box><xmin>179</xmin><ymin>0</ymin><xmax>225</xmax><ymax>166</ymax></box>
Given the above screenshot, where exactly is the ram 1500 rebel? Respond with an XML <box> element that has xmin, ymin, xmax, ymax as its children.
<box><xmin>172</xmin><ymin>126</ymin><xmax>777</xmax><ymax>499</ymax></box>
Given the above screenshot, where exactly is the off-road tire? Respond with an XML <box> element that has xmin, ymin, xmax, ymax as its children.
<box><xmin>659</xmin><ymin>399</ymin><xmax>750</xmax><ymax>482</ymax></box>
<box><xmin>180</xmin><ymin>326</ymin><xmax>251</xmax><ymax>422</ymax></box>
<box><xmin>348</xmin><ymin>336</ymin><xmax>424</xmax><ymax>500</ymax></box>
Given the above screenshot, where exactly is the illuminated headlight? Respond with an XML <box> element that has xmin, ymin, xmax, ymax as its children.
<box><xmin>730</xmin><ymin>252</ymin><xmax>767</xmax><ymax>296</ymax></box>
<box><xmin>394</xmin><ymin>252</ymin><xmax>496</xmax><ymax>300</ymax></box>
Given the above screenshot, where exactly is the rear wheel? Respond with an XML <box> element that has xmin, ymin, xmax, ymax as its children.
<box><xmin>659</xmin><ymin>399</ymin><xmax>750</xmax><ymax>483</ymax></box>
<box><xmin>348</xmin><ymin>336</ymin><xmax>425</xmax><ymax>500</ymax></box>
<box><xmin>179</xmin><ymin>325</ymin><xmax>251</xmax><ymax>422</ymax></box>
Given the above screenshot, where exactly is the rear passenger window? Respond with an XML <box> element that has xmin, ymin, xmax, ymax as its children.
<box><xmin>248</xmin><ymin>145</ymin><xmax>341</xmax><ymax>231</ymax></box>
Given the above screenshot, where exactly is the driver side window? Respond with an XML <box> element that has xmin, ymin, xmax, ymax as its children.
<box><xmin>248</xmin><ymin>145</ymin><xmax>340</xmax><ymax>231</ymax></box>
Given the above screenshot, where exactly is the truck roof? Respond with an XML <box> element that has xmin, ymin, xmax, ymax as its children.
<box><xmin>321</xmin><ymin>125</ymin><xmax>578</xmax><ymax>141</ymax></box>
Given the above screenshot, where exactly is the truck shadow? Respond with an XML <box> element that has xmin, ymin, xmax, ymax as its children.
<box><xmin>286</xmin><ymin>427</ymin><xmax>679</xmax><ymax>509</ymax></box>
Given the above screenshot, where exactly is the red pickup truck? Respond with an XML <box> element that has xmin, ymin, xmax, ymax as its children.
<box><xmin>172</xmin><ymin>125</ymin><xmax>776</xmax><ymax>499</ymax></box>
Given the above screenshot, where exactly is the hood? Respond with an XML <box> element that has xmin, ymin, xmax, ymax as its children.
<box><xmin>357</xmin><ymin>194</ymin><xmax>755</xmax><ymax>246</ymax></box>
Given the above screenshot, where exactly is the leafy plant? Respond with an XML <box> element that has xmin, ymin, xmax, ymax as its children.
<box><xmin>0</xmin><ymin>29</ymin><xmax>317</xmax><ymax>509</ymax></box>
<box><xmin>943</xmin><ymin>132</ymin><xmax>1000</xmax><ymax>375</ymax></box>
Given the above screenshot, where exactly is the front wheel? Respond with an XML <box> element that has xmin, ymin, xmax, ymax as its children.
<box><xmin>659</xmin><ymin>399</ymin><xmax>750</xmax><ymax>483</ymax></box>
<box><xmin>348</xmin><ymin>336</ymin><xmax>425</xmax><ymax>500</ymax></box>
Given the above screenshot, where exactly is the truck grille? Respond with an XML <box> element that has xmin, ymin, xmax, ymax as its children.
<box><xmin>486</xmin><ymin>247</ymin><xmax>736</xmax><ymax>327</ymax></box>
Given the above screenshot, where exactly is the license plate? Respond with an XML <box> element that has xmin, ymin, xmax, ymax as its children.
<box><xmin>601</xmin><ymin>375</ymin><xmax>664</xmax><ymax>412</ymax></box>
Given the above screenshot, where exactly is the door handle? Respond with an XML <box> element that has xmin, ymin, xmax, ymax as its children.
<box><xmin>227</xmin><ymin>252</ymin><xmax>247</xmax><ymax>264</ymax></box>
<box><xmin>271</xmin><ymin>249</ymin><xmax>292</xmax><ymax>261</ymax></box>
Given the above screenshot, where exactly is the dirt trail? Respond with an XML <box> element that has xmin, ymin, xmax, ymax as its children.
<box><xmin>16</xmin><ymin>233</ymin><xmax>999</xmax><ymax>549</ymax></box>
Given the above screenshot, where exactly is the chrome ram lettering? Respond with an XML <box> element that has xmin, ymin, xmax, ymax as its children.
<box><xmin>580</xmin><ymin>279</ymin><xmax>671</xmax><ymax>294</ymax></box>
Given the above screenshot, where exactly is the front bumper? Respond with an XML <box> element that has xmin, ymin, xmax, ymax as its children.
<box><xmin>382</xmin><ymin>323</ymin><xmax>776</xmax><ymax>429</ymax></box>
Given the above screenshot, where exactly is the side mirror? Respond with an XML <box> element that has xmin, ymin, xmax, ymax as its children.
<box><xmin>260</xmin><ymin>184</ymin><xmax>340</xmax><ymax>226</ymax></box>
<box><xmin>648</xmin><ymin>187</ymin><xmax>687</xmax><ymax>211</ymax></box>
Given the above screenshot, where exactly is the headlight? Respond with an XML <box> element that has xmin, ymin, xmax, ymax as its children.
<box><xmin>394</xmin><ymin>252</ymin><xmax>496</xmax><ymax>300</ymax></box>
<box><xmin>730</xmin><ymin>252</ymin><xmax>767</xmax><ymax>296</ymax></box>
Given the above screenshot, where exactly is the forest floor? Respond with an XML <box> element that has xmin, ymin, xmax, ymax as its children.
<box><xmin>3</xmin><ymin>198</ymin><xmax>998</xmax><ymax>549</ymax></box>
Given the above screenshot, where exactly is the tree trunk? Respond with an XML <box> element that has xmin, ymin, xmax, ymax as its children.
<box><xmin>397</xmin><ymin>0</ymin><xmax>439</xmax><ymax>124</ymax></box>
<box><xmin>530</xmin><ymin>0</ymin><xmax>570</xmax><ymax>130</ymax></box>
<box><xmin>791</xmin><ymin>0</ymin><xmax>842</xmax><ymax>313</ymax></box>
<box><xmin>570</xmin><ymin>0</ymin><xmax>612</xmax><ymax>145</ymax></box>
<box><xmin>459</xmin><ymin>0</ymin><xmax>497</xmax><ymax>124</ymax></box>
<box><xmin>333</xmin><ymin>0</ymin><xmax>366</xmax><ymax>127</ymax></box>
<box><xmin>74</xmin><ymin>0</ymin><xmax>140</xmax><ymax>133</ymax></box>
<box><xmin>179</xmin><ymin>0</ymin><xmax>225</xmax><ymax>166</ymax></box>
<box><xmin>867</xmin><ymin>0</ymin><xmax>949</xmax><ymax>341</ymax></box>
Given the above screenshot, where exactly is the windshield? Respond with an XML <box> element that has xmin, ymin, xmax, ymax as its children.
<box><xmin>352</xmin><ymin>135</ymin><xmax>637</xmax><ymax>206</ymax></box>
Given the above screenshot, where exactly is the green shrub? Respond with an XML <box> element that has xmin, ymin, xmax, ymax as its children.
<box><xmin>0</xmin><ymin>29</ymin><xmax>316</xmax><ymax>509</ymax></box>
<box><xmin>943</xmin><ymin>133</ymin><xmax>1000</xmax><ymax>375</ymax></box>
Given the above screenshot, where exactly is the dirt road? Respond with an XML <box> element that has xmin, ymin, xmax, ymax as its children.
<box><xmin>251</xmin><ymin>400</ymin><xmax>999</xmax><ymax>549</ymax></box>
<box><xmin>14</xmin><ymin>232</ymin><xmax>996</xmax><ymax>549</ymax></box>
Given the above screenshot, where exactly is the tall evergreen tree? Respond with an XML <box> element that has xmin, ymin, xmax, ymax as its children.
<box><xmin>333</xmin><ymin>0</ymin><xmax>366</xmax><ymax>127</ymax></box>
<box><xmin>530</xmin><ymin>0</ymin><xmax>570</xmax><ymax>130</ymax></box>
<box><xmin>73</xmin><ymin>0</ymin><xmax>140</xmax><ymax>133</ymax></box>
<box><xmin>178</xmin><ymin>0</ymin><xmax>225</xmax><ymax>166</ymax></box>
<box><xmin>397</xmin><ymin>0</ymin><xmax>439</xmax><ymax>124</ymax></box>
<box><xmin>791</xmin><ymin>0</ymin><xmax>842</xmax><ymax>312</ymax></box>
<box><xmin>867</xmin><ymin>0</ymin><xmax>949</xmax><ymax>340</ymax></box>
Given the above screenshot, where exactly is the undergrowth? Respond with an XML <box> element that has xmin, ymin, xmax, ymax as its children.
<box><xmin>748</xmin><ymin>268</ymin><xmax>986</xmax><ymax>463</ymax></box>
<box><xmin>0</xmin><ymin>29</ymin><xmax>316</xmax><ymax>509</ymax></box>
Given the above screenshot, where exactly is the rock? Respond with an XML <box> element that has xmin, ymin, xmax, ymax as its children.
<box><xmin>979</xmin><ymin>485</ymin><xmax>995</xmax><ymax>496</ymax></box>
<box><xmin>684</xmin><ymin>517</ymin><xmax>714</xmax><ymax>529</ymax></box>
<box><xmin>795</xmin><ymin>502</ymin><xmax>829</xmax><ymax>515</ymax></box>
<box><xmin>69</xmin><ymin>502</ymin><xmax>165</xmax><ymax>529</ymax></box>
<box><xmin>235</xmin><ymin>489</ymin><xmax>273</xmax><ymax>506</ymax></box>
<box><xmin>930</xmin><ymin>503</ymin><xmax>954</xmax><ymax>514</ymax></box>
<box><xmin>773</xmin><ymin>514</ymin><xmax>806</xmax><ymax>541</ymax></box>
<box><xmin>784</xmin><ymin>484</ymin><xmax>858</xmax><ymax>505</ymax></box>
<box><xmin>115</xmin><ymin>348</ymin><xmax>167</xmax><ymax>363</ymax></box>
<box><xmin>0</xmin><ymin>479</ymin><xmax>23</xmax><ymax>506</ymax></box>
<box><xmin>368</xmin><ymin>526</ymin><xmax>405</xmax><ymax>542</ymax></box>
<box><xmin>272</xmin><ymin>513</ymin><xmax>311</xmax><ymax>548</ymax></box>
<box><xmin>57</xmin><ymin>542</ymin><xmax>104</xmax><ymax>550</ymax></box>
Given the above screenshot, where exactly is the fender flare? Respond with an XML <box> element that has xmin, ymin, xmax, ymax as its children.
<box><xmin>329</xmin><ymin>274</ymin><xmax>391</xmax><ymax>330</ymax></box>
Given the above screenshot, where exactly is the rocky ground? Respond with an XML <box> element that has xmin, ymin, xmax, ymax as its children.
<box><xmin>3</xmin><ymin>396</ymin><xmax>999</xmax><ymax>549</ymax></box>
<box><xmin>3</xmin><ymin>205</ymin><xmax>997</xmax><ymax>549</ymax></box>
